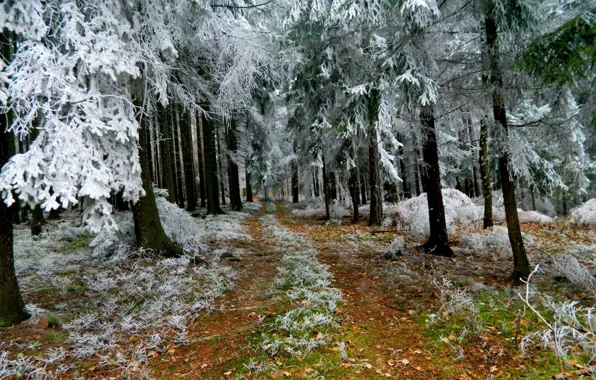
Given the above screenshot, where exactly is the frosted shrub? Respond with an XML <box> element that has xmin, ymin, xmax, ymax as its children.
<box><xmin>570</xmin><ymin>198</ymin><xmax>596</xmax><ymax>227</ymax></box>
<box><xmin>396</xmin><ymin>189</ymin><xmax>481</xmax><ymax>238</ymax></box>
<box><xmin>435</xmin><ymin>279</ymin><xmax>477</xmax><ymax>315</ymax></box>
<box><xmin>520</xmin><ymin>266</ymin><xmax>596</xmax><ymax>362</ymax></box>
<box><xmin>552</xmin><ymin>254</ymin><xmax>596</xmax><ymax>297</ymax></box>
<box><xmin>518</xmin><ymin>210</ymin><xmax>554</xmax><ymax>224</ymax></box>
<box><xmin>384</xmin><ymin>237</ymin><xmax>404</xmax><ymax>259</ymax></box>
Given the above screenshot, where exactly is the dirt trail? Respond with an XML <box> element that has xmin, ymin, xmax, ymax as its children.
<box><xmin>150</xmin><ymin>205</ymin><xmax>282</xmax><ymax>378</ymax></box>
<box><xmin>278</xmin><ymin>212</ymin><xmax>441</xmax><ymax>379</ymax></box>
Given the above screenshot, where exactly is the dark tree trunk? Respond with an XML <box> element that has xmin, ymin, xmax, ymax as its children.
<box><xmin>202</xmin><ymin>111</ymin><xmax>224</xmax><ymax>215</ymax></box>
<box><xmin>419</xmin><ymin>105</ymin><xmax>454</xmax><ymax>257</ymax></box>
<box><xmin>0</xmin><ymin>30</ymin><xmax>28</xmax><ymax>327</ymax></box>
<box><xmin>414</xmin><ymin>161</ymin><xmax>421</xmax><ymax>196</ymax></box>
<box><xmin>368</xmin><ymin>89</ymin><xmax>383</xmax><ymax>226</ymax></box>
<box><xmin>226</xmin><ymin>120</ymin><xmax>243</xmax><ymax>211</ymax></box>
<box><xmin>30</xmin><ymin>205</ymin><xmax>43</xmax><ymax>236</ymax></box>
<box><xmin>291</xmin><ymin>162</ymin><xmax>299</xmax><ymax>204</ymax></box>
<box><xmin>217</xmin><ymin>128</ymin><xmax>226</xmax><ymax>206</ymax></box>
<box><xmin>158</xmin><ymin>104</ymin><xmax>176</xmax><ymax>204</ymax></box>
<box><xmin>531</xmin><ymin>188</ymin><xmax>536</xmax><ymax>211</ymax></box>
<box><xmin>467</xmin><ymin>118</ymin><xmax>481</xmax><ymax>197</ymax></box>
<box><xmin>196</xmin><ymin>112</ymin><xmax>207</xmax><ymax>208</ymax></box>
<box><xmin>179</xmin><ymin>106</ymin><xmax>196</xmax><ymax>211</ymax></box>
<box><xmin>329</xmin><ymin>171</ymin><xmax>337</xmax><ymax>201</ymax></box>
<box><xmin>314</xmin><ymin>169</ymin><xmax>320</xmax><ymax>198</ymax></box>
<box><xmin>173</xmin><ymin>108</ymin><xmax>185</xmax><ymax>209</ymax></box>
<box><xmin>146</xmin><ymin>120</ymin><xmax>155</xmax><ymax>183</ymax></box>
<box><xmin>479</xmin><ymin>117</ymin><xmax>494</xmax><ymax>228</ymax></box>
<box><xmin>349</xmin><ymin>151</ymin><xmax>360</xmax><ymax>223</ymax></box>
<box><xmin>398</xmin><ymin>138</ymin><xmax>411</xmax><ymax>199</ymax></box>
<box><xmin>360</xmin><ymin>169</ymin><xmax>367</xmax><ymax>204</ymax></box>
<box><xmin>131</xmin><ymin>100</ymin><xmax>181</xmax><ymax>258</ymax></box>
<box><xmin>322</xmin><ymin>154</ymin><xmax>331</xmax><ymax>220</ymax></box>
<box><xmin>485</xmin><ymin>10</ymin><xmax>529</xmax><ymax>283</ymax></box>
<box><xmin>246</xmin><ymin>164</ymin><xmax>253</xmax><ymax>202</ymax></box>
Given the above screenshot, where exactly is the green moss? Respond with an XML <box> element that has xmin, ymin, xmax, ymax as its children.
<box><xmin>45</xmin><ymin>313</ymin><xmax>61</xmax><ymax>329</ymax></box>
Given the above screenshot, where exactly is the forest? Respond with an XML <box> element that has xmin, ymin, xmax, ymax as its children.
<box><xmin>0</xmin><ymin>0</ymin><xmax>595</xmax><ymax>378</ymax></box>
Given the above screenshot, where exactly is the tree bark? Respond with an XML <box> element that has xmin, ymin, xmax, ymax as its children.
<box><xmin>349</xmin><ymin>147</ymin><xmax>360</xmax><ymax>223</ymax></box>
<box><xmin>360</xmin><ymin>168</ymin><xmax>367</xmax><ymax>204</ymax></box>
<box><xmin>226</xmin><ymin>120</ymin><xmax>243</xmax><ymax>211</ymax></box>
<box><xmin>158</xmin><ymin>104</ymin><xmax>176</xmax><ymax>204</ymax></box>
<box><xmin>173</xmin><ymin>107</ymin><xmax>185</xmax><ymax>209</ymax></box>
<box><xmin>202</xmin><ymin>110</ymin><xmax>224</xmax><ymax>215</ymax></box>
<box><xmin>217</xmin><ymin>128</ymin><xmax>226</xmax><ymax>206</ymax></box>
<box><xmin>0</xmin><ymin>30</ymin><xmax>28</xmax><ymax>327</ymax></box>
<box><xmin>246</xmin><ymin>164</ymin><xmax>253</xmax><ymax>202</ymax></box>
<box><xmin>179</xmin><ymin>106</ymin><xmax>196</xmax><ymax>211</ymax></box>
<box><xmin>291</xmin><ymin>162</ymin><xmax>299</xmax><ymax>204</ymax></box>
<box><xmin>485</xmin><ymin>9</ymin><xmax>529</xmax><ymax>283</ymax></box>
<box><xmin>322</xmin><ymin>154</ymin><xmax>331</xmax><ymax>220</ymax></box>
<box><xmin>314</xmin><ymin>169</ymin><xmax>320</xmax><ymax>198</ymax></box>
<box><xmin>419</xmin><ymin>105</ymin><xmax>454</xmax><ymax>257</ymax></box>
<box><xmin>479</xmin><ymin>117</ymin><xmax>494</xmax><ymax>228</ymax></box>
<box><xmin>132</xmin><ymin>102</ymin><xmax>182</xmax><ymax>257</ymax></box>
<box><xmin>368</xmin><ymin>89</ymin><xmax>383</xmax><ymax>226</ymax></box>
<box><xmin>196</xmin><ymin>112</ymin><xmax>207</xmax><ymax>208</ymax></box>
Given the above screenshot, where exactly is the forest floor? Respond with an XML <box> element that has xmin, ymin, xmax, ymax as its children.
<box><xmin>1</xmin><ymin>200</ymin><xmax>596</xmax><ymax>379</ymax></box>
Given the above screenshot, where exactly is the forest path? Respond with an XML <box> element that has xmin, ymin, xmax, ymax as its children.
<box><xmin>150</xmin><ymin>203</ymin><xmax>283</xmax><ymax>378</ymax></box>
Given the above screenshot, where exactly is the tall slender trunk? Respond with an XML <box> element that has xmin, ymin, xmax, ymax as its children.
<box><xmin>158</xmin><ymin>104</ymin><xmax>176</xmax><ymax>204</ymax></box>
<box><xmin>245</xmin><ymin>164</ymin><xmax>253</xmax><ymax>202</ymax></box>
<box><xmin>202</xmin><ymin>110</ymin><xmax>224</xmax><ymax>214</ymax></box>
<box><xmin>368</xmin><ymin>89</ymin><xmax>383</xmax><ymax>226</ymax></box>
<box><xmin>0</xmin><ymin>30</ymin><xmax>28</xmax><ymax>327</ymax></box>
<box><xmin>314</xmin><ymin>169</ymin><xmax>320</xmax><ymax>198</ymax></box>
<box><xmin>329</xmin><ymin>172</ymin><xmax>337</xmax><ymax>200</ymax></box>
<box><xmin>322</xmin><ymin>154</ymin><xmax>331</xmax><ymax>220</ymax></box>
<box><xmin>485</xmin><ymin>10</ymin><xmax>529</xmax><ymax>283</ymax></box>
<box><xmin>349</xmin><ymin>145</ymin><xmax>360</xmax><ymax>223</ymax></box>
<box><xmin>531</xmin><ymin>188</ymin><xmax>536</xmax><ymax>211</ymax></box>
<box><xmin>479</xmin><ymin>117</ymin><xmax>494</xmax><ymax>228</ymax></box>
<box><xmin>147</xmin><ymin>118</ymin><xmax>155</xmax><ymax>183</ymax></box>
<box><xmin>216</xmin><ymin>128</ymin><xmax>226</xmax><ymax>206</ymax></box>
<box><xmin>291</xmin><ymin>162</ymin><xmax>299</xmax><ymax>204</ymax></box>
<box><xmin>28</xmin><ymin>127</ymin><xmax>44</xmax><ymax>236</ymax></box>
<box><xmin>132</xmin><ymin>112</ymin><xmax>181</xmax><ymax>257</ymax></box>
<box><xmin>414</xmin><ymin>160</ymin><xmax>421</xmax><ymax>196</ymax></box>
<box><xmin>398</xmin><ymin>135</ymin><xmax>411</xmax><ymax>199</ymax></box>
<box><xmin>179</xmin><ymin>106</ymin><xmax>196</xmax><ymax>211</ymax></box>
<box><xmin>467</xmin><ymin>118</ymin><xmax>481</xmax><ymax>197</ymax></box>
<box><xmin>360</xmin><ymin>169</ymin><xmax>367</xmax><ymax>204</ymax></box>
<box><xmin>226</xmin><ymin>120</ymin><xmax>243</xmax><ymax>211</ymax></box>
<box><xmin>173</xmin><ymin>107</ymin><xmax>185</xmax><ymax>209</ymax></box>
<box><xmin>419</xmin><ymin>105</ymin><xmax>453</xmax><ymax>257</ymax></box>
<box><xmin>196</xmin><ymin>112</ymin><xmax>207</xmax><ymax>208</ymax></box>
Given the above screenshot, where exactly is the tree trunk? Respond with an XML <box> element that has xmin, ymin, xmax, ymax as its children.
<box><xmin>368</xmin><ymin>89</ymin><xmax>383</xmax><ymax>226</ymax></box>
<box><xmin>479</xmin><ymin>117</ymin><xmax>494</xmax><ymax>228</ymax></box>
<box><xmin>179</xmin><ymin>106</ymin><xmax>196</xmax><ymax>211</ymax></box>
<box><xmin>0</xmin><ymin>30</ymin><xmax>28</xmax><ymax>327</ymax></box>
<box><xmin>291</xmin><ymin>162</ymin><xmax>299</xmax><ymax>204</ymax></box>
<box><xmin>226</xmin><ymin>120</ymin><xmax>243</xmax><ymax>211</ymax></box>
<box><xmin>173</xmin><ymin>107</ymin><xmax>185</xmax><ymax>209</ymax></box>
<box><xmin>196</xmin><ymin>112</ymin><xmax>207</xmax><ymax>208</ymax></box>
<box><xmin>322</xmin><ymin>154</ymin><xmax>331</xmax><ymax>220</ymax></box>
<box><xmin>531</xmin><ymin>188</ymin><xmax>536</xmax><ymax>211</ymax></box>
<box><xmin>485</xmin><ymin>10</ymin><xmax>529</xmax><ymax>283</ymax></box>
<box><xmin>314</xmin><ymin>169</ymin><xmax>320</xmax><ymax>198</ymax></box>
<box><xmin>349</xmin><ymin>147</ymin><xmax>360</xmax><ymax>223</ymax></box>
<box><xmin>158</xmin><ymin>104</ymin><xmax>176</xmax><ymax>204</ymax></box>
<box><xmin>132</xmin><ymin>103</ymin><xmax>182</xmax><ymax>258</ymax></box>
<box><xmin>202</xmin><ymin>111</ymin><xmax>224</xmax><ymax>214</ymax></box>
<box><xmin>419</xmin><ymin>105</ymin><xmax>454</xmax><ymax>257</ymax></box>
<box><xmin>216</xmin><ymin>128</ymin><xmax>226</xmax><ymax>206</ymax></box>
<box><xmin>360</xmin><ymin>168</ymin><xmax>367</xmax><ymax>204</ymax></box>
<box><xmin>329</xmin><ymin>171</ymin><xmax>337</xmax><ymax>200</ymax></box>
<box><xmin>246</xmin><ymin>164</ymin><xmax>253</xmax><ymax>202</ymax></box>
